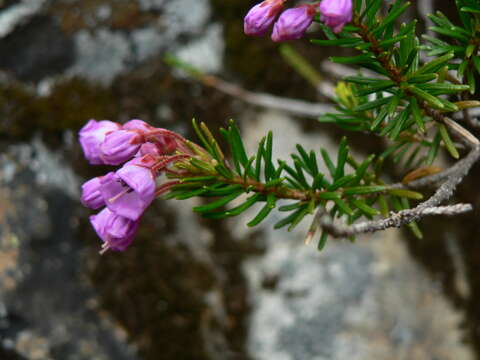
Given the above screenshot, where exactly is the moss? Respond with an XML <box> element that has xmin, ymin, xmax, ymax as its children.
<box><xmin>49</xmin><ymin>0</ymin><xmax>157</xmax><ymax>34</ymax></box>
<box><xmin>0</xmin><ymin>77</ymin><xmax>118</xmax><ymax>139</ymax></box>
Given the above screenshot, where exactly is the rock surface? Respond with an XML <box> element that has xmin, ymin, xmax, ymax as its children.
<box><xmin>0</xmin><ymin>138</ymin><xmax>138</xmax><ymax>360</ymax></box>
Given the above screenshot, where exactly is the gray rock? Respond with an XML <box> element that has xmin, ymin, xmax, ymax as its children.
<box><xmin>69</xmin><ymin>0</ymin><xmax>218</xmax><ymax>85</ymax></box>
<box><xmin>70</xmin><ymin>28</ymin><xmax>133</xmax><ymax>84</ymax></box>
<box><xmin>0</xmin><ymin>138</ymin><xmax>139</xmax><ymax>360</ymax></box>
<box><xmin>174</xmin><ymin>23</ymin><xmax>224</xmax><ymax>74</ymax></box>
<box><xmin>0</xmin><ymin>0</ymin><xmax>47</xmax><ymax>38</ymax></box>
<box><xmin>0</xmin><ymin>15</ymin><xmax>75</xmax><ymax>81</ymax></box>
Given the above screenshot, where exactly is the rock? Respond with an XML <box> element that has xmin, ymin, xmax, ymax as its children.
<box><xmin>174</xmin><ymin>23</ymin><xmax>224</xmax><ymax>74</ymax></box>
<box><xmin>0</xmin><ymin>15</ymin><xmax>74</xmax><ymax>82</ymax></box>
<box><xmin>0</xmin><ymin>137</ymin><xmax>139</xmax><ymax>360</ymax></box>
<box><xmin>70</xmin><ymin>28</ymin><xmax>133</xmax><ymax>84</ymax></box>
<box><xmin>245</xmin><ymin>232</ymin><xmax>472</xmax><ymax>360</ymax></box>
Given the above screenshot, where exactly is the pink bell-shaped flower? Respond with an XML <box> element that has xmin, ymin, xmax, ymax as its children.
<box><xmin>123</xmin><ymin>119</ymin><xmax>154</xmax><ymax>132</ymax></box>
<box><xmin>79</xmin><ymin>119</ymin><xmax>120</xmax><ymax>165</ymax></box>
<box><xmin>100</xmin><ymin>129</ymin><xmax>145</xmax><ymax>165</ymax></box>
<box><xmin>244</xmin><ymin>0</ymin><xmax>285</xmax><ymax>36</ymax></box>
<box><xmin>319</xmin><ymin>0</ymin><xmax>352</xmax><ymax>33</ymax></box>
<box><xmin>90</xmin><ymin>208</ymin><xmax>139</xmax><ymax>252</ymax></box>
<box><xmin>100</xmin><ymin>156</ymin><xmax>156</xmax><ymax>221</ymax></box>
<box><xmin>272</xmin><ymin>5</ymin><xmax>316</xmax><ymax>42</ymax></box>
<box><xmin>81</xmin><ymin>175</ymin><xmax>108</xmax><ymax>209</ymax></box>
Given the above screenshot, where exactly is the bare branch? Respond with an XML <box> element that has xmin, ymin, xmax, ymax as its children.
<box><xmin>316</xmin><ymin>203</ymin><xmax>472</xmax><ymax>238</ymax></box>
<box><xmin>315</xmin><ymin>146</ymin><xmax>480</xmax><ymax>238</ymax></box>
<box><xmin>202</xmin><ymin>75</ymin><xmax>334</xmax><ymax>118</ymax></box>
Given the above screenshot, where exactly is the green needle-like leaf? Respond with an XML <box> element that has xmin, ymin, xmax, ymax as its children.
<box><xmin>274</xmin><ymin>206</ymin><xmax>308</xmax><ymax>229</ymax></box>
<box><xmin>427</xmin><ymin>131</ymin><xmax>442</xmax><ymax>165</ymax></box>
<box><xmin>374</xmin><ymin>1</ymin><xmax>411</xmax><ymax>34</ymax></box>
<box><xmin>321</xmin><ymin>148</ymin><xmax>336</xmax><ymax>178</ymax></box>
<box><xmin>415</xmin><ymin>52</ymin><xmax>454</xmax><ymax>74</ymax></box>
<box><xmin>438</xmin><ymin>124</ymin><xmax>460</xmax><ymax>159</ymax></box>
<box><xmin>224</xmin><ymin>193</ymin><xmax>263</xmax><ymax>217</ymax></box>
<box><xmin>387</xmin><ymin>188</ymin><xmax>424</xmax><ymax>200</ymax></box>
<box><xmin>193</xmin><ymin>190</ymin><xmax>244</xmax><ymax>213</ymax></box>
<box><xmin>317</xmin><ymin>231</ymin><xmax>328</xmax><ymax>251</ymax></box>
<box><xmin>333</xmin><ymin>198</ymin><xmax>354</xmax><ymax>216</ymax></box>
<box><xmin>247</xmin><ymin>193</ymin><xmax>276</xmax><ymax>227</ymax></box>
<box><xmin>410</xmin><ymin>97</ymin><xmax>425</xmax><ymax>132</ymax></box>
<box><xmin>343</xmin><ymin>185</ymin><xmax>388</xmax><ymax>195</ymax></box>
<box><xmin>408</xmin><ymin>85</ymin><xmax>445</xmax><ymax>109</ymax></box>
<box><xmin>351</xmin><ymin>198</ymin><xmax>381</xmax><ymax>216</ymax></box>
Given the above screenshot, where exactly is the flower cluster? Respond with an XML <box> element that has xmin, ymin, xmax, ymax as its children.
<box><xmin>79</xmin><ymin>119</ymin><xmax>191</xmax><ymax>253</ymax></box>
<box><xmin>244</xmin><ymin>0</ymin><xmax>352</xmax><ymax>42</ymax></box>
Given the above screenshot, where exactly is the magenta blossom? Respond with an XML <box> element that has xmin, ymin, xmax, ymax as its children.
<box><xmin>136</xmin><ymin>142</ymin><xmax>162</xmax><ymax>157</ymax></box>
<box><xmin>81</xmin><ymin>176</ymin><xmax>108</xmax><ymax>209</ymax></box>
<box><xmin>100</xmin><ymin>156</ymin><xmax>156</xmax><ymax>221</ymax></box>
<box><xmin>79</xmin><ymin>118</ymin><xmax>192</xmax><ymax>253</ymax></box>
<box><xmin>319</xmin><ymin>0</ymin><xmax>352</xmax><ymax>33</ymax></box>
<box><xmin>272</xmin><ymin>5</ymin><xmax>316</xmax><ymax>42</ymax></box>
<box><xmin>79</xmin><ymin>119</ymin><xmax>120</xmax><ymax>165</ymax></box>
<box><xmin>244</xmin><ymin>0</ymin><xmax>285</xmax><ymax>37</ymax></box>
<box><xmin>123</xmin><ymin>119</ymin><xmax>154</xmax><ymax>132</ymax></box>
<box><xmin>101</xmin><ymin>129</ymin><xmax>145</xmax><ymax>165</ymax></box>
<box><xmin>90</xmin><ymin>208</ymin><xmax>139</xmax><ymax>252</ymax></box>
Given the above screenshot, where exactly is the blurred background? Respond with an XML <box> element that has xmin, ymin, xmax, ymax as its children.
<box><xmin>0</xmin><ymin>0</ymin><xmax>479</xmax><ymax>359</ymax></box>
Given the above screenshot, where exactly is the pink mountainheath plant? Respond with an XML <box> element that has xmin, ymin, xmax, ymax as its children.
<box><xmin>81</xmin><ymin>0</ymin><xmax>480</xmax><ymax>253</ymax></box>
<box><xmin>244</xmin><ymin>0</ymin><xmax>353</xmax><ymax>41</ymax></box>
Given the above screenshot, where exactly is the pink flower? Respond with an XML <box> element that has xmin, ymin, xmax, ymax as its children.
<box><xmin>319</xmin><ymin>0</ymin><xmax>352</xmax><ymax>33</ymax></box>
<box><xmin>81</xmin><ymin>175</ymin><xmax>108</xmax><ymax>209</ymax></box>
<box><xmin>90</xmin><ymin>208</ymin><xmax>139</xmax><ymax>252</ymax></box>
<box><xmin>272</xmin><ymin>5</ymin><xmax>316</xmax><ymax>42</ymax></box>
<box><xmin>79</xmin><ymin>118</ymin><xmax>194</xmax><ymax>253</ymax></box>
<box><xmin>100</xmin><ymin>156</ymin><xmax>156</xmax><ymax>221</ymax></box>
<box><xmin>123</xmin><ymin>119</ymin><xmax>154</xmax><ymax>132</ymax></box>
<box><xmin>136</xmin><ymin>142</ymin><xmax>162</xmax><ymax>157</ymax></box>
<box><xmin>79</xmin><ymin>119</ymin><xmax>120</xmax><ymax>165</ymax></box>
<box><xmin>244</xmin><ymin>0</ymin><xmax>285</xmax><ymax>37</ymax></box>
<box><xmin>100</xmin><ymin>130</ymin><xmax>145</xmax><ymax>165</ymax></box>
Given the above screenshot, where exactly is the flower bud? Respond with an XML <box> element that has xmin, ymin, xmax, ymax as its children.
<box><xmin>79</xmin><ymin>119</ymin><xmax>120</xmax><ymax>165</ymax></box>
<box><xmin>271</xmin><ymin>5</ymin><xmax>316</xmax><ymax>42</ymax></box>
<box><xmin>244</xmin><ymin>0</ymin><xmax>285</xmax><ymax>37</ymax></box>
<box><xmin>319</xmin><ymin>0</ymin><xmax>352</xmax><ymax>34</ymax></box>
<box><xmin>100</xmin><ymin>130</ymin><xmax>145</xmax><ymax>165</ymax></box>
